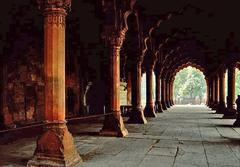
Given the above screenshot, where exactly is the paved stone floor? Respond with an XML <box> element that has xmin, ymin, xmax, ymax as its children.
<box><xmin>0</xmin><ymin>105</ymin><xmax>240</xmax><ymax>167</ymax></box>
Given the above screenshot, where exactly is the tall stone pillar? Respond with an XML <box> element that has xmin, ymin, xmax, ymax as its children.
<box><xmin>101</xmin><ymin>33</ymin><xmax>128</xmax><ymax>137</ymax></box>
<box><xmin>128</xmin><ymin>61</ymin><xmax>147</xmax><ymax>124</ymax></box>
<box><xmin>169</xmin><ymin>80</ymin><xmax>173</xmax><ymax>106</ymax></box>
<box><xmin>165</xmin><ymin>80</ymin><xmax>171</xmax><ymax>108</ymax></box>
<box><xmin>155</xmin><ymin>73</ymin><xmax>163</xmax><ymax>113</ymax></box>
<box><xmin>170</xmin><ymin>80</ymin><xmax>174</xmax><ymax>105</ymax></box>
<box><xmin>127</xmin><ymin>72</ymin><xmax>132</xmax><ymax>105</ymax></box>
<box><xmin>206</xmin><ymin>79</ymin><xmax>210</xmax><ymax>106</ymax></box>
<box><xmin>144</xmin><ymin>66</ymin><xmax>157</xmax><ymax>117</ymax></box>
<box><xmin>210</xmin><ymin>78</ymin><xmax>216</xmax><ymax>109</ymax></box>
<box><xmin>216</xmin><ymin>70</ymin><xmax>226</xmax><ymax>113</ymax></box>
<box><xmin>208</xmin><ymin>79</ymin><xmax>213</xmax><ymax>107</ymax></box>
<box><xmin>223</xmin><ymin>66</ymin><xmax>236</xmax><ymax>118</ymax></box>
<box><xmin>27</xmin><ymin>1</ymin><xmax>82</xmax><ymax>166</ymax></box>
<box><xmin>161</xmin><ymin>78</ymin><xmax>167</xmax><ymax>110</ymax></box>
<box><xmin>214</xmin><ymin>75</ymin><xmax>220</xmax><ymax>108</ymax></box>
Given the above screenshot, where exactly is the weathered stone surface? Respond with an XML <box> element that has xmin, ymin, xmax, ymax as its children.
<box><xmin>1</xmin><ymin>105</ymin><xmax>240</xmax><ymax>167</ymax></box>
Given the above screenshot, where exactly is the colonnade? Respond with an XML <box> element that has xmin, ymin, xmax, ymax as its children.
<box><xmin>14</xmin><ymin>0</ymin><xmax>240</xmax><ymax>166</ymax></box>
<box><xmin>207</xmin><ymin>66</ymin><xmax>237</xmax><ymax>118</ymax></box>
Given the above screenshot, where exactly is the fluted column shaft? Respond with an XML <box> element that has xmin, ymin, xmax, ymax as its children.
<box><xmin>28</xmin><ymin>1</ymin><xmax>82</xmax><ymax>166</ymax></box>
<box><xmin>101</xmin><ymin>33</ymin><xmax>128</xmax><ymax>137</ymax></box>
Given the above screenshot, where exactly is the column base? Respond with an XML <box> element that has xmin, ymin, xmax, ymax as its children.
<box><xmin>144</xmin><ymin>104</ymin><xmax>157</xmax><ymax>117</ymax></box>
<box><xmin>222</xmin><ymin>109</ymin><xmax>237</xmax><ymax>119</ymax></box>
<box><xmin>161</xmin><ymin>101</ymin><xmax>168</xmax><ymax>110</ymax></box>
<box><xmin>128</xmin><ymin>107</ymin><xmax>147</xmax><ymax>124</ymax></box>
<box><xmin>233</xmin><ymin>115</ymin><xmax>240</xmax><ymax>127</ymax></box>
<box><xmin>27</xmin><ymin>122</ymin><xmax>82</xmax><ymax>167</ymax></box>
<box><xmin>155</xmin><ymin>101</ymin><xmax>163</xmax><ymax>113</ymax></box>
<box><xmin>208</xmin><ymin>103</ymin><xmax>213</xmax><ymax>109</ymax></box>
<box><xmin>100</xmin><ymin>112</ymin><xmax>128</xmax><ymax>137</ymax></box>
<box><xmin>215</xmin><ymin>103</ymin><xmax>226</xmax><ymax>114</ymax></box>
<box><xmin>166</xmin><ymin>101</ymin><xmax>171</xmax><ymax>108</ymax></box>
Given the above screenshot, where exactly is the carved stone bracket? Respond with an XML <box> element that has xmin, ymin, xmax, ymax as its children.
<box><xmin>106</xmin><ymin>29</ymin><xmax>126</xmax><ymax>49</ymax></box>
<box><xmin>37</xmin><ymin>0</ymin><xmax>71</xmax><ymax>11</ymax></box>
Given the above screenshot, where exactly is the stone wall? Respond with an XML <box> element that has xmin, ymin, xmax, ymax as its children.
<box><xmin>1</xmin><ymin>46</ymin><xmax>82</xmax><ymax>128</ymax></box>
<box><xmin>3</xmin><ymin>47</ymin><xmax>44</xmax><ymax>126</ymax></box>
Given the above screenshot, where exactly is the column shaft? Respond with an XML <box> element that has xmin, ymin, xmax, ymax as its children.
<box><xmin>128</xmin><ymin>62</ymin><xmax>147</xmax><ymax>124</ymax></box>
<box><xmin>127</xmin><ymin>72</ymin><xmax>132</xmax><ymax>105</ymax></box>
<box><xmin>216</xmin><ymin>71</ymin><xmax>226</xmax><ymax>113</ymax></box>
<box><xmin>161</xmin><ymin>78</ymin><xmax>167</xmax><ymax>110</ymax></box>
<box><xmin>211</xmin><ymin>79</ymin><xmax>216</xmax><ymax>109</ymax></box>
<box><xmin>214</xmin><ymin>76</ymin><xmax>219</xmax><ymax>107</ymax></box>
<box><xmin>165</xmin><ymin>80</ymin><xmax>170</xmax><ymax>108</ymax></box>
<box><xmin>28</xmin><ymin>2</ymin><xmax>82</xmax><ymax>166</ymax></box>
<box><xmin>224</xmin><ymin>66</ymin><xmax>236</xmax><ymax>118</ymax></box>
<box><xmin>144</xmin><ymin>68</ymin><xmax>157</xmax><ymax>117</ymax></box>
<box><xmin>101</xmin><ymin>34</ymin><xmax>128</xmax><ymax>137</ymax></box>
<box><xmin>155</xmin><ymin>73</ymin><xmax>163</xmax><ymax>113</ymax></box>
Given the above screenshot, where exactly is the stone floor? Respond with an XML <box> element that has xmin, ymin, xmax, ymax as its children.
<box><xmin>0</xmin><ymin>105</ymin><xmax>240</xmax><ymax>167</ymax></box>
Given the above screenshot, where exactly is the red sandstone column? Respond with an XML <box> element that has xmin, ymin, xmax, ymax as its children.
<box><xmin>127</xmin><ymin>72</ymin><xmax>132</xmax><ymax>105</ymax></box>
<box><xmin>155</xmin><ymin>73</ymin><xmax>163</xmax><ymax>113</ymax></box>
<box><xmin>101</xmin><ymin>33</ymin><xmax>128</xmax><ymax>137</ymax></box>
<box><xmin>161</xmin><ymin>78</ymin><xmax>167</xmax><ymax>110</ymax></box>
<box><xmin>165</xmin><ymin>80</ymin><xmax>170</xmax><ymax>108</ymax></box>
<box><xmin>128</xmin><ymin>61</ymin><xmax>147</xmax><ymax>124</ymax></box>
<box><xmin>208</xmin><ymin>78</ymin><xmax>212</xmax><ymax>107</ymax></box>
<box><xmin>144</xmin><ymin>66</ymin><xmax>157</xmax><ymax>117</ymax></box>
<box><xmin>171</xmin><ymin>80</ymin><xmax>174</xmax><ymax>105</ymax></box>
<box><xmin>223</xmin><ymin>66</ymin><xmax>236</xmax><ymax>118</ymax></box>
<box><xmin>214</xmin><ymin>75</ymin><xmax>220</xmax><ymax>108</ymax></box>
<box><xmin>27</xmin><ymin>1</ymin><xmax>82</xmax><ymax>166</ymax></box>
<box><xmin>210</xmin><ymin>78</ymin><xmax>215</xmax><ymax>109</ymax></box>
<box><xmin>216</xmin><ymin>71</ymin><xmax>226</xmax><ymax>113</ymax></box>
<box><xmin>169</xmin><ymin>80</ymin><xmax>173</xmax><ymax>106</ymax></box>
<box><xmin>206</xmin><ymin>79</ymin><xmax>210</xmax><ymax>106</ymax></box>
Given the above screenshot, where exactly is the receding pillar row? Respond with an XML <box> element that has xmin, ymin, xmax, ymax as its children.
<box><xmin>28</xmin><ymin>1</ymin><xmax>82</xmax><ymax>166</ymax></box>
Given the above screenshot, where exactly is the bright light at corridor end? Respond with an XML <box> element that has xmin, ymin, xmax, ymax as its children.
<box><xmin>173</xmin><ymin>66</ymin><xmax>207</xmax><ymax>105</ymax></box>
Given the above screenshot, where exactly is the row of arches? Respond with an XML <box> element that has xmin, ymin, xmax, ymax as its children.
<box><xmin>1</xmin><ymin>1</ymin><xmax>240</xmax><ymax>167</ymax></box>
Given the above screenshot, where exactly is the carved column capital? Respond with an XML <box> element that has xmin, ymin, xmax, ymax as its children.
<box><xmin>106</xmin><ymin>30</ymin><xmax>126</xmax><ymax>49</ymax></box>
<box><xmin>37</xmin><ymin>0</ymin><xmax>71</xmax><ymax>12</ymax></box>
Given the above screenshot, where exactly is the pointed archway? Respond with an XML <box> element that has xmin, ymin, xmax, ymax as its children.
<box><xmin>173</xmin><ymin>66</ymin><xmax>207</xmax><ymax>105</ymax></box>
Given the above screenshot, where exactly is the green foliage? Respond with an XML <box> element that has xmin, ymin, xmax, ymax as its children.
<box><xmin>173</xmin><ymin>66</ymin><xmax>206</xmax><ymax>103</ymax></box>
<box><xmin>236</xmin><ymin>69</ymin><xmax>240</xmax><ymax>97</ymax></box>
